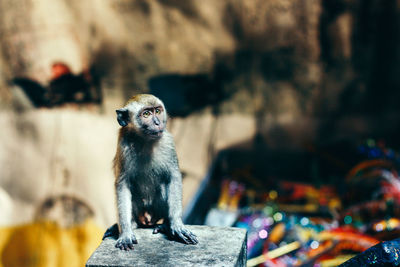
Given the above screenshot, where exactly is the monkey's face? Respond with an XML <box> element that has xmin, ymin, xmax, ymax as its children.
<box><xmin>136</xmin><ymin>105</ymin><xmax>166</xmax><ymax>139</ymax></box>
<box><xmin>116</xmin><ymin>95</ymin><xmax>167</xmax><ymax>139</ymax></box>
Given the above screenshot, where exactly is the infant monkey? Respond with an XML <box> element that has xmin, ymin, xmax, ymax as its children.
<box><xmin>103</xmin><ymin>94</ymin><xmax>198</xmax><ymax>250</ymax></box>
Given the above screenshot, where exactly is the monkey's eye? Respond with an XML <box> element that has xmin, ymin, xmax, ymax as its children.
<box><xmin>155</xmin><ymin>108</ymin><xmax>162</xmax><ymax>115</ymax></box>
<box><xmin>142</xmin><ymin>110</ymin><xmax>151</xmax><ymax>118</ymax></box>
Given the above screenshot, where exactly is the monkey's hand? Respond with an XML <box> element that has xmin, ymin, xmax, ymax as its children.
<box><xmin>156</xmin><ymin>222</ymin><xmax>198</xmax><ymax>245</ymax></box>
<box><xmin>170</xmin><ymin>224</ymin><xmax>198</xmax><ymax>245</ymax></box>
<box><xmin>115</xmin><ymin>232</ymin><xmax>138</xmax><ymax>251</ymax></box>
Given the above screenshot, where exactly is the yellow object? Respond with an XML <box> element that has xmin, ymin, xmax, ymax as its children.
<box><xmin>247</xmin><ymin>241</ymin><xmax>301</xmax><ymax>267</ymax></box>
<box><xmin>268</xmin><ymin>190</ymin><xmax>278</xmax><ymax>200</ymax></box>
<box><xmin>320</xmin><ymin>255</ymin><xmax>355</xmax><ymax>267</ymax></box>
<box><xmin>278</xmin><ymin>203</ymin><xmax>318</xmax><ymax>213</ymax></box>
<box><xmin>217</xmin><ymin>181</ymin><xmax>230</xmax><ymax>210</ymax></box>
<box><xmin>0</xmin><ymin>219</ymin><xmax>103</xmax><ymax>267</ymax></box>
<box><xmin>268</xmin><ymin>223</ymin><xmax>285</xmax><ymax>244</ymax></box>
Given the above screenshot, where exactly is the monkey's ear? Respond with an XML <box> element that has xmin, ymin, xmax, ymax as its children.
<box><xmin>116</xmin><ymin>108</ymin><xmax>129</xmax><ymax>127</ymax></box>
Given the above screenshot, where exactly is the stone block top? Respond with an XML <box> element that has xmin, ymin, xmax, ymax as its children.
<box><xmin>86</xmin><ymin>225</ymin><xmax>247</xmax><ymax>267</ymax></box>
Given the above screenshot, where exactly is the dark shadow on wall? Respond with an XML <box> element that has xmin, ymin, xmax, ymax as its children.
<box><xmin>316</xmin><ymin>0</ymin><xmax>400</xmax><ymax>146</ymax></box>
<box><xmin>148</xmin><ymin>59</ymin><xmax>235</xmax><ymax>117</ymax></box>
<box><xmin>88</xmin><ymin>0</ymin><xmax>400</xmax><ymax>146</ymax></box>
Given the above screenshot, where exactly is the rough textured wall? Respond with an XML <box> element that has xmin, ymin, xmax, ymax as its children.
<box><xmin>1</xmin><ymin>0</ymin><xmax>399</xmax><ymax>116</ymax></box>
<box><xmin>0</xmin><ymin>0</ymin><xmax>399</xmax><ymax>232</ymax></box>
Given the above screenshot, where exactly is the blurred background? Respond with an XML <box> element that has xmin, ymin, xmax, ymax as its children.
<box><xmin>0</xmin><ymin>0</ymin><xmax>400</xmax><ymax>266</ymax></box>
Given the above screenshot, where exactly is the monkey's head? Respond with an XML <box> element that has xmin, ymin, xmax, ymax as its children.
<box><xmin>116</xmin><ymin>94</ymin><xmax>167</xmax><ymax>139</ymax></box>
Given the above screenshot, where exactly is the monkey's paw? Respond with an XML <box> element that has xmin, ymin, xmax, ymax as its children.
<box><xmin>103</xmin><ymin>223</ymin><xmax>119</xmax><ymax>240</ymax></box>
<box><xmin>167</xmin><ymin>224</ymin><xmax>198</xmax><ymax>245</ymax></box>
<box><xmin>115</xmin><ymin>232</ymin><xmax>138</xmax><ymax>251</ymax></box>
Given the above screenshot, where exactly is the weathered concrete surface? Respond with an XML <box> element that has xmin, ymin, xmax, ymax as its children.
<box><xmin>86</xmin><ymin>225</ymin><xmax>247</xmax><ymax>267</ymax></box>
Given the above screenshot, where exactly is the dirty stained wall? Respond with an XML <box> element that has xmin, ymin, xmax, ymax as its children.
<box><xmin>0</xmin><ymin>0</ymin><xmax>400</xmax><ymax>233</ymax></box>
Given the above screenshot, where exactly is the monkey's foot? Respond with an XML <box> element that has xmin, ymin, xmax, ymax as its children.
<box><xmin>164</xmin><ymin>224</ymin><xmax>198</xmax><ymax>245</ymax></box>
<box><xmin>103</xmin><ymin>223</ymin><xmax>119</xmax><ymax>240</ymax></box>
<box><xmin>171</xmin><ymin>226</ymin><xmax>198</xmax><ymax>245</ymax></box>
<box><xmin>115</xmin><ymin>233</ymin><xmax>138</xmax><ymax>251</ymax></box>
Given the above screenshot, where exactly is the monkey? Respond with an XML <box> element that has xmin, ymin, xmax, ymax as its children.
<box><xmin>103</xmin><ymin>94</ymin><xmax>198</xmax><ymax>250</ymax></box>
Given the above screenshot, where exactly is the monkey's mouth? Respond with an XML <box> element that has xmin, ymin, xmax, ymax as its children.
<box><xmin>147</xmin><ymin>130</ymin><xmax>164</xmax><ymax>138</ymax></box>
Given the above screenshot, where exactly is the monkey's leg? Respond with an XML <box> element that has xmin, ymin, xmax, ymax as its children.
<box><xmin>103</xmin><ymin>221</ymin><xmax>138</xmax><ymax>240</ymax></box>
<box><xmin>165</xmin><ymin>171</ymin><xmax>198</xmax><ymax>245</ymax></box>
<box><xmin>115</xmin><ymin>179</ymin><xmax>138</xmax><ymax>250</ymax></box>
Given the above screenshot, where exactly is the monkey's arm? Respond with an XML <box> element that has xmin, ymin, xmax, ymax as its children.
<box><xmin>165</xmin><ymin>168</ymin><xmax>198</xmax><ymax>245</ymax></box>
<box><xmin>115</xmin><ymin>178</ymin><xmax>138</xmax><ymax>250</ymax></box>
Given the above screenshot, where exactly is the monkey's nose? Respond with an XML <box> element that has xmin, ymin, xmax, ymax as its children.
<box><xmin>153</xmin><ymin>117</ymin><xmax>160</xmax><ymax>126</ymax></box>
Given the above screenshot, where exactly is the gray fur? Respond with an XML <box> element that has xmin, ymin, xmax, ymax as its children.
<box><xmin>114</xmin><ymin>95</ymin><xmax>198</xmax><ymax>251</ymax></box>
